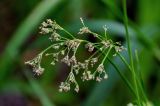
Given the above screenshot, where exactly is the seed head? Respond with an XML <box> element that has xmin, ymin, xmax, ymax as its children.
<box><xmin>102</xmin><ymin>40</ymin><xmax>111</xmax><ymax>48</ymax></box>
<box><xmin>81</xmin><ymin>71</ymin><xmax>93</xmax><ymax>81</ymax></box>
<box><xmin>41</xmin><ymin>22</ymin><xmax>48</xmax><ymax>27</ymax></box>
<box><xmin>46</xmin><ymin>19</ymin><xmax>53</xmax><ymax>25</ymax></box>
<box><xmin>74</xmin><ymin>85</ymin><xmax>79</xmax><ymax>92</ymax></box>
<box><xmin>115</xmin><ymin>46</ymin><xmax>126</xmax><ymax>52</ymax></box>
<box><xmin>90</xmin><ymin>57</ymin><xmax>98</xmax><ymax>67</ymax></box>
<box><xmin>59</xmin><ymin>82</ymin><xmax>71</xmax><ymax>92</ymax></box>
<box><xmin>96</xmin><ymin>76</ymin><xmax>102</xmax><ymax>82</ymax></box>
<box><xmin>97</xmin><ymin>64</ymin><xmax>105</xmax><ymax>73</ymax></box>
<box><xmin>104</xmin><ymin>74</ymin><xmax>108</xmax><ymax>79</ymax></box>
<box><xmin>70</xmin><ymin>55</ymin><xmax>77</xmax><ymax>65</ymax></box>
<box><xmin>78</xmin><ymin>27</ymin><xmax>91</xmax><ymax>34</ymax></box>
<box><xmin>49</xmin><ymin>32</ymin><xmax>60</xmax><ymax>41</ymax></box>
<box><xmin>39</xmin><ymin>28</ymin><xmax>51</xmax><ymax>34</ymax></box>
<box><xmin>61</xmin><ymin>55</ymin><xmax>70</xmax><ymax>66</ymax></box>
<box><xmin>25</xmin><ymin>54</ymin><xmax>44</xmax><ymax>76</ymax></box>
<box><xmin>33</xmin><ymin>66</ymin><xmax>44</xmax><ymax>76</ymax></box>
<box><xmin>85</xmin><ymin>43</ymin><xmax>94</xmax><ymax>52</ymax></box>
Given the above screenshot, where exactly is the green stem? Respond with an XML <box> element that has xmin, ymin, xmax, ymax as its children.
<box><xmin>90</xmin><ymin>32</ymin><xmax>104</xmax><ymax>41</ymax></box>
<box><xmin>107</xmin><ymin>58</ymin><xmax>136</xmax><ymax>97</ymax></box>
<box><xmin>102</xmin><ymin>46</ymin><xmax>112</xmax><ymax>64</ymax></box>
<box><xmin>62</xmin><ymin>28</ymin><xmax>76</xmax><ymax>39</ymax></box>
<box><xmin>104</xmin><ymin>28</ymin><xmax>107</xmax><ymax>39</ymax></box>
<box><xmin>94</xmin><ymin>44</ymin><xmax>137</xmax><ymax>97</ymax></box>
<box><xmin>41</xmin><ymin>42</ymin><xmax>63</xmax><ymax>54</ymax></box>
<box><xmin>88</xmin><ymin>49</ymin><xmax>100</xmax><ymax>60</ymax></box>
<box><xmin>122</xmin><ymin>0</ymin><xmax>141</xmax><ymax>105</ymax></box>
<box><xmin>122</xmin><ymin>0</ymin><xmax>133</xmax><ymax>67</ymax></box>
<box><xmin>135</xmin><ymin>50</ymin><xmax>148</xmax><ymax>103</ymax></box>
<box><xmin>117</xmin><ymin>53</ymin><xmax>132</xmax><ymax>72</ymax></box>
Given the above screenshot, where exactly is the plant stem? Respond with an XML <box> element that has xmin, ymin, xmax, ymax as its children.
<box><xmin>62</xmin><ymin>28</ymin><xmax>76</xmax><ymax>39</ymax></box>
<box><xmin>41</xmin><ymin>42</ymin><xmax>63</xmax><ymax>54</ymax></box>
<box><xmin>122</xmin><ymin>0</ymin><xmax>141</xmax><ymax>105</ymax></box>
<box><xmin>107</xmin><ymin>58</ymin><xmax>136</xmax><ymax>97</ymax></box>
<box><xmin>102</xmin><ymin>46</ymin><xmax>112</xmax><ymax>64</ymax></box>
<box><xmin>117</xmin><ymin>53</ymin><xmax>132</xmax><ymax>71</ymax></box>
<box><xmin>135</xmin><ymin>50</ymin><xmax>148</xmax><ymax>103</ymax></box>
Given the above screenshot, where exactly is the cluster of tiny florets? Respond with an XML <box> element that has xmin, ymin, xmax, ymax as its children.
<box><xmin>59</xmin><ymin>71</ymin><xmax>79</xmax><ymax>92</ymax></box>
<box><xmin>25</xmin><ymin>18</ymin><xmax>126</xmax><ymax>93</ymax></box>
<box><xmin>25</xmin><ymin>54</ymin><xmax>44</xmax><ymax>75</ymax></box>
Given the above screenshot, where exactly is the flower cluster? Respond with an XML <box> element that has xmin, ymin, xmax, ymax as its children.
<box><xmin>59</xmin><ymin>71</ymin><xmax>79</xmax><ymax>92</ymax></box>
<box><xmin>25</xmin><ymin>54</ymin><xmax>44</xmax><ymax>76</ymax></box>
<box><xmin>25</xmin><ymin>18</ymin><xmax>126</xmax><ymax>93</ymax></box>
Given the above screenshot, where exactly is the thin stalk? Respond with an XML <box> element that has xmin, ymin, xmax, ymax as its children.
<box><xmin>62</xmin><ymin>28</ymin><xmax>76</xmax><ymax>39</ymax></box>
<box><xmin>122</xmin><ymin>0</ymin><xmax>141</xmax><ymax>105</ymax></box>
<box><xmin>90</xmin><ymin>32</ymin><xmax>104</xmax><ymax>41</ymax></box>
<box><xmin>104</xmin><ymin>27</ymin><xmax>107</xmax><ymax>39</ymax></box>
<box><xmin>88</xmin><ymin>48</ymin><xmax>101</xmax><ymax>60</ymax></box>
<box><xmin>41</xmin><ymin>42</ymin><xmax>63</xmax><ymax>54</ymax></box>
<box><xmin>102</xmin><ymin>46</ymin><xmax>112</xmax><ymax>63</ymax></box>
<box><xmin>135</xmin><ymin>50</ymin><xmax>148</xmax><ymax>103</ymax></box>
<box><xmin>60</xmin><ymin>36</ymin><xmax>70</xmax><ymax>40</ymax></box>
<box><xmin>80</xmin><ymin>17</ymin><xmax>104</xmax><ymax>41</ymax></box>
<box><xmin>117</xmin><ymin>53</ymin><xmax>132</xmax><ymax>72</ymax></box>
<box><xmin>107</xmin><ymin>58</ymin><xmax>136</xmax><ymax>97</ymax></box>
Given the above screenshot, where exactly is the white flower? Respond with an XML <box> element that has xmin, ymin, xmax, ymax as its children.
<box><xmin>78</xmin><ymin>62</ymin><xmax>86</xmax><ymax>69</ymax></box>
<box><xmin>103</xmin><ymin>25</ymin><xmax>108</xmax><ymax>32</ymax></box>
<box><xmin>74</xmin><ymin>85</ymin><xmax>79</xmax><ymax>93</ymax></box>
<box><xmin>115</xmin><ymin>46</ymin><xmax>126</xmax><ymax>52</ymax></box>
<box><xmin>25</xmin><ymin>54</ymin><xmax>44</xmax><ymax>76</ymax></box>
<box><xmin>65</xmin><ymin>39</ymin><xmax>80</xmax><ymax>50</ymax></box>
<box><xmin>46</xmin><ymin>19</ymin><xmax>53</xmax><ymax>25</ymax></box>
<box><xmin>49</xmin><ymin>32</ymin><xmax>60</xmax><ymax>41</ymax></box>
<box><xmin>59</xmin><ymin>82</ymin><xmax>71</xmax><ymax>92</ymax></box>
<box><xmin>52</xmin><ymin>45</ymin><xmax>60</xmax><ymax>49</ymax></box>
<box><xmin>78</xmin><ymin>27</ymin><xmax>91</xmax><ymax>34</ymax></box>
<box><xmin>85</xmin><ymin>43</ymin><xmax>94</xmax><ymax>52</ymax></box>
<box><xmin>61</xmin><ymin>55</ymin><xmax>70</xmax><ymax>66</ymax></box>
<box><xmin>102</xmin><ymin>40</ymin><xmax>111</xmax><ymax>48</ymax></box>
<box><xmin>96</xmin><ymin>76</ymin><xmax>102</xmax><ymax>82</ymax></box>
<box><xmin>104</xmin><ymin>74</ymin><xmax>108</xmax><ymax>79</ymax></box>
<box><xmin>60</xmin><ymin>50</ymin><xmax>65</xmax><ymax>55</ymax></box>
<box><xmin>41</xmin><ymin>22</ymin><xmax>48</xmax><ymax>27</ymax></box>
<box><xmin>39</xmin><ymin>28</ymin><xmax>51</xmax><ymax>34</ymax></box>
<box><xmin>70</xmin><ymin>55</ymin><xmax>77</xmax><ymax>65</ymax></box>
<box><xmin>78</xmin><ymin>18</ymin><xmax>91</xmax><ymax>34</ymax></box>
<box><xmin>90</xmin><ymin>58</ymin><xmax>98</xmax><ymax>67</ymax></box>
<box><xmin>33</xmin><ymin>66</ymin><xmax>44</xmax><ymax>76</ymax></box>
<box><xmin>51</xmin><ymin>61</ymin><xmax>55</xmax><ymax>65</ymax></box>
<box><xmin>97</xmin><ymin>64</ymin><xmax>105</xmax><ymax>73</ymax></box>
<box><xmin>81</xmin><ymin>71</ymin><xmax>93</xmax><ymax>81</ymax></box>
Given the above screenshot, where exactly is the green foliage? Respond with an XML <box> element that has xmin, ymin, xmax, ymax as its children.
<box><xmin>0</xmin><ymin>0</ymin><xmax>160</xmax><ymax>106</ymax></box>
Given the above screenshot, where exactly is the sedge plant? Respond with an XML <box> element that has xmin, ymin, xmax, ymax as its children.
<box><xmin>25</xmin><ymin>1</ymin><xmax>152</xmax><ymax>105</ymax></box>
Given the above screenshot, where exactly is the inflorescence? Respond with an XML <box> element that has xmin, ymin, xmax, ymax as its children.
<box><xmin>25</xmin><ymin>18</ymin><xmax>126</xmax><ymax>93</ymax></box>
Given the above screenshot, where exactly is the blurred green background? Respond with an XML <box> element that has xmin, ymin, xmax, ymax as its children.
<box><xmin>0</xmin><ymin>0</ymin><xmax>160</xmax><ymax>106</ymax></box>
